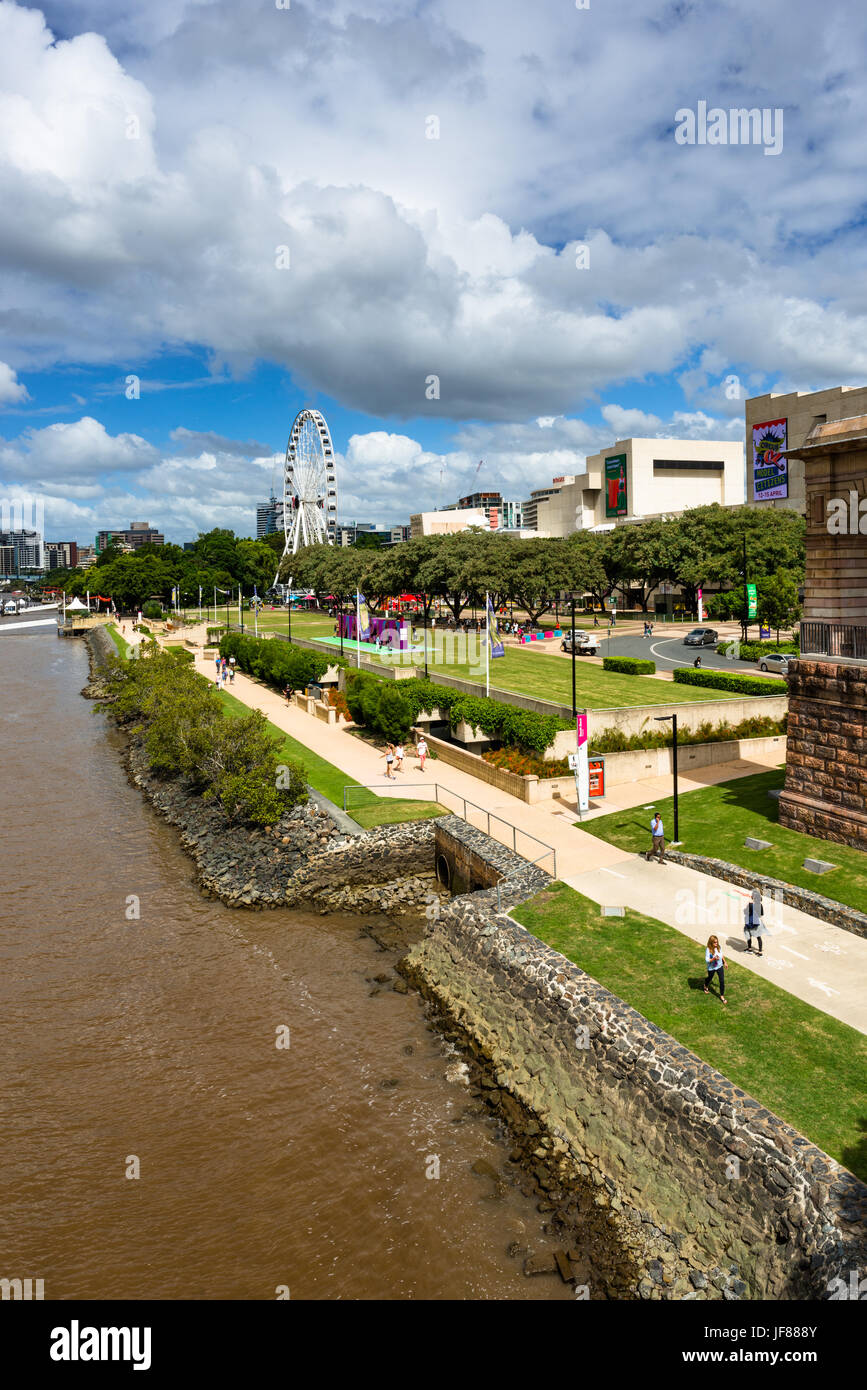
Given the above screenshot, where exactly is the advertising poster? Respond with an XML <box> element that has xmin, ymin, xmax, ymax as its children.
<box><xmin>357</xmin><ymin>592</ymin><xmax>372</xmax><ymax>640</ymax></box>
<box><xmin>487</xmin><ymin>595</ymin><xmax>504</xmax><ymax>658</ymax></box>
<box><xmin>605</xmin><ymin>454</ymin><xmax>628</xmax><ymax>517</ymax></box>
<box><xmin>752</xmin><ymin>418</ymin><xmax>788</xmax><ymax>500</ymax></box>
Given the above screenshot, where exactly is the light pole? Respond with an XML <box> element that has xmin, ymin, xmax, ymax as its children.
<box><xmin>654</xmin><ymin>713</ymin><xmax>679</xmax><ymax>844</ymax></box>
<box><xmin>423</xmin><ymin>590</ymin><xmax>428</xmax><ymax>679</ymax></box>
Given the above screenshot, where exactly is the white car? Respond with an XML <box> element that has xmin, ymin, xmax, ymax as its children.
<box><xmin>758</xmin><ymin>653</ymin><xmax>790</xmax><ymax>674</ymax></box>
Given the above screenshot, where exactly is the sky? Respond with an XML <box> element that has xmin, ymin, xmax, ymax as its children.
<box><xmin>1</xmin><ymin>0</ymin><xmax>866</xmax><ymax>544</ymax></box>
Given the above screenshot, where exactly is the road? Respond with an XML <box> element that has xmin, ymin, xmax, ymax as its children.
<box><xmin>596</xmin><ymin>625</ymin><xmax>770</xmax><ymax>675</ymax></box>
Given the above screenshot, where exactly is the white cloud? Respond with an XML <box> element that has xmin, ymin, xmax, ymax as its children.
<box><xmin>0</xmin><ymin>361</ymin><xmax>29</xmax><ymax>405</ymax></box>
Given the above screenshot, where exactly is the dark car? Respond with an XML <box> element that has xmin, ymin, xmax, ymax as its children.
<box><xmin>683</xmin><ymin>627</ymin><xmax>718</xmax><ymax>647</ymax></box>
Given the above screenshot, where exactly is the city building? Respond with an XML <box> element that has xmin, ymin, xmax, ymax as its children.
<box><xmin>520</xmin><ymin>477</ymin><xmax>576</xmax><ymax>532</ymax></box>
<box><xmin>0</xmin><ymin>528</ymin><xmax>44</xmax><ymax>571</ymax></box>
<box><xmin>450</xmin><ymin>491</ymin><xmax>523</xmax><ymax>530</ymax></box>
<box><xmin>256</xmin><ymin>495</ymin><xmax>284</xmax><ymax>538</ymax></box>
<box><xmin>745</xmin><ymin>384</ymin><xmax>867</xmax><ymax>515</ymax></box>
<box><xmin>521</xmin><ymin>440</ymin><xmax>744</xmax><ymax>536</ymax></box>
<box><xmin>45</xmin><ymin>541</ymin><xmax>79</xmax><ymax>570</ymax></box>
<box><xmin>95</xmin><ymin>522</ymin><xmax>164</xmax><ymax>553</ymax></box>
<box><xmin>410</xmin><ymin>508</ymin><xmax>489</xmax><ymax>538</ymax></box>
<box><xmin>76</xmin><ymin>545</ymin><xmax>97</xmax><ymax>568</ymax></box>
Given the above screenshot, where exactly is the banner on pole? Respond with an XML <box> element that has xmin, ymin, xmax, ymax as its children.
<box><xmin>487</xmin><ymin>595</ymin><xmax>504</xmax><ymax>658</ymax></box>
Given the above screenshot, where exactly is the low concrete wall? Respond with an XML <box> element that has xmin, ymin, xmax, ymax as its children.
<box><xmin>579</xmin><ymin>695</ymin><xmax>788</xmax><ymax>750</ymax></box>
<box><xmin>407</xmin><ymin>892</ymin><xmax>867</xmax><ymax>1299</ymax></box>
<box><xmin>314</xmin><ymin>699</ymin><xmax>337</xmax><ymax>725</ymax></box>
<box><xmin>423</xmin><ymin>731</ymin><xmax>787</xmax><ymax>806</ymax></box>
<box><xmin>665</xmin><ymin>851</ymin><xmax>867</xmax><ymax>942</ymax></box>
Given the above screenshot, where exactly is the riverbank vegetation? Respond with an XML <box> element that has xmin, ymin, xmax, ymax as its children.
<box><xmin>216</xmin><ymin>688</ymin><xmax>445</xmax><ymax>828</ymax></box>
<box><xmin>103</xmin><ymin>642</ymin><xmax>307</xmax><ymax>826</ymax></box>
<box><xmin>514</xmin><ymin>882</ymin><xmax>867</xmax><ymax>1180</ymax></box>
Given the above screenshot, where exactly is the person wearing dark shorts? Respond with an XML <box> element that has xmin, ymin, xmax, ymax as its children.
<box><xmin>704</xmin><ymin>936</ymin><xmax>727</xmax><ymax>1005</ymax></box>
<box><xmin>650</xmin><ymin>812</ymin><xmax>665</xmax><ymax>863</ymax></box>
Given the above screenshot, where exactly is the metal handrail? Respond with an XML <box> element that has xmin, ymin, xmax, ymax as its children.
<box><xmin>342</xmin><ymin>780</ymin><xmax>557</xmax><ymax>878</ymax></box>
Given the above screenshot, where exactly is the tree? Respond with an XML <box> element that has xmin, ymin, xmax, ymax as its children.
<box><xmin>757</xmin><ymin>570</ymin><xmax>801</xmax><ymax>644</ymax></box>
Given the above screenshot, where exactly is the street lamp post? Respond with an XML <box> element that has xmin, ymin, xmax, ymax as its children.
<box><xmin>423</xmin><ymin>590</ymin><xmax>428</xmax><ymax>679</ymax></box>
<box><xmin>654</xmin><ymin>713</ymin><xmax>679</xmax><ymax>844</ymax></box>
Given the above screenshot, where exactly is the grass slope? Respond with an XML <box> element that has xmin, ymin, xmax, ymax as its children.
<box><xmin>215</xmin><ymin>688</ymin><xmax>444</xmax><ymax>828</ymax></box>
<box><xmin>513</xmin><ymin>881</ymin><xmax>867</xmax><ymax>1180</ymax></box>
<box><xmin>583</xmin><ymin>769</ymin><xmax>867</xmax><ymax>916</ymax></box>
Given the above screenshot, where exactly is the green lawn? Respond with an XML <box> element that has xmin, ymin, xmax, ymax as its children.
<box><xmin>513</xmin><ymin>882</ymin><xmax>867</xmax><ymax>1180</ymax></box>
<box><xmin>106</xmin><ymin>623</ymin><xmax>131</xmax><ymax>659</ymax></box>
<box><xmin>583</xmin><ymin>768</ymin><xmax>867</xmax><ymax>915</ymax></box>
<box><xmin>215</xmin><ymin>688</ymin><xmax>444</xmax><ymax>828</ymax></box>
<box><xmin>249</xmin><ymin>618</ymin><xmax>736</xmax><ymax>711</ymax></box>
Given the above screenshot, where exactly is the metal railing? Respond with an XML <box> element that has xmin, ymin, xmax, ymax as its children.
<box><xmin>800</xmin><ymin>621</ymin><xmax>867</xmax><ymax>662</ymax></box>
<box><xmin>342</xmin><ymin>781</ymin><xmax>557</xmax><ymax>878</ymax></box>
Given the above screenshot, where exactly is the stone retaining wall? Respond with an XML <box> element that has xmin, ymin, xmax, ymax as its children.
<box><xmin>779</xmin><ymin>658</ymin><xmax>867</xmax><ymax>852</ymax></box>
<box><xmin>664</xmin><ymin>850</ymin><xmax>867</xmax><ymax>941</ymax></box>
<box><xmin>406</xmin><ymin>891</ymin><xmax>867</xmax><ymax>1299</ymax></box>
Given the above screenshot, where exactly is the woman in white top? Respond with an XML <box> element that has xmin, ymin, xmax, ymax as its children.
<box><xmin>416</xmin><ymin>736</ymin><xmax>428</xmax><ymax>771</ymax></box>
<box><xmin>381</xmin><ymin>744</ymin><xmax>395</xmax><ymax>779</ymax></box>
<box><xmin>703</xmin><ymin>935</ymin><xmax>727</xmax><ymax>1005</ymax></box>
<box><xmin>393</xmin><ymin>744</ymin><xmax>405</xmax><ymax>771</ymax></box>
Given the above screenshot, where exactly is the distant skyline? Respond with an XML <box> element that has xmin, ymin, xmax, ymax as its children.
<box><xmin>2</xmin><ymin>0</ymin><xmax>866</xmax><ymax>544</ymax></box>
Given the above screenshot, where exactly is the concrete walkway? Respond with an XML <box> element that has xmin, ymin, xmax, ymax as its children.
<box><xmin>127</xmin><ymin>622</ymin><xmax>867</xmax><ymax>1035</ymax></box>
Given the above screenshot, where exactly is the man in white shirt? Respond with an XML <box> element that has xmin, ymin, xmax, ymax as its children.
<box><xmin>650</xmin><ymin>812</ymin><xmax>665</xmax><ymax>863</ymax></box>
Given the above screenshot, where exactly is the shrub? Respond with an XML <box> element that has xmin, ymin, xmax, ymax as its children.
<box><xmin>673</xmin><ymin>668</ymin><xmax>787</xmax><ymax>696</ymax></box>
<box><xmin>142</xmin><ymin>600</ymin><xmax>163</xmax><ymax>620</ymax></box>
<box><xmin>102</xmin><ymin>646</ymin><xmax>307</xmax><ymax>825</ymax></box>
<box><xmin>373</xmin><ymin>683</ymin><xmax>414</xmax><ymax>741</ymax></box>
<box><xmin>714</xmin><ymin>640</ymin><xmax>799</xmax><ymax>660</ymax></box>
<box><xmin>602</xmin><ymin>657</ymin><xmax>656</xmax><ymax>675</ymax></box>
<box><xmin>219</xmin><ymin>633</ymin><xmax>328</xmax><ymax>693</ymax></box>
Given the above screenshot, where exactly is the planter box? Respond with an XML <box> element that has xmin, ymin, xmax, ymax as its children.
<box><xmin>314</xmin><ymin>700</ymin><xmax>337</xmax><ymax>725</ymax></box>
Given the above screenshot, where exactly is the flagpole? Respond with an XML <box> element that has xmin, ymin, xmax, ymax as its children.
<box><xmin>213</xmin><ymin>585</ymin><xmax>217</xmax><ymax>627</ymax></box>
<box><xmin>356</xmin><ymin>588</ymin><xmax>361</xmax><ymax>668</ymax></box>
<box><xmin>238</xmin><ymin>585</ymin><xmax>242</xmax><ymax>631</ymax></box>
<box><xmin>486</xmin><ymin>590</ymin><xmax>490</xmax><ymax>697</ymax></box>
<box><xmin>198</xmin><ymin>585</ymin><xmax>202</xmax><ymax>622</ymax></box>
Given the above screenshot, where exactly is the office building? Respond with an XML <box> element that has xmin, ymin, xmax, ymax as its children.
<box><xmin>745</xmin><ymin>384</ymin><xmax>867</xmax><ymax>515</ymax></box>
<box><xmin>95</xmin><ymin>522</ymin><xmax>164</xmax><ymax>553</ymax></box>
<box><xmin>256</xmin><ymin>495</ymin><xmax>285</xmax><ymax>538</ymax></box>
<box><xmin>45</xmin><ymin>541</ymin><xmax>79</xmax><ymax>570</ymax></box>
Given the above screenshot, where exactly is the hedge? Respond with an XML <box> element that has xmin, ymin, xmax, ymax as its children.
<box><xmin>673</xmin><ymin>668</ymin><xmax>787</xmax><ymax>697</ymax></box>
<box><xmin>602</xmin><ymin>656</ymin><xmax>656</xmax><ymax>675</ymax></box>
<box><xmin>346</xmin><ymin>671</ymin><xmax>570</xmax><ymax>753</ymax></box>
<box><xmin>714</xmin><ymin>640</ymin><xmax>799</xmax><ymax>661</ymax></box>
<box><xmin>218</xmin><ymin>632</ymin><xmax>329</xmax><ymax>693</ymax></box>
<box><xmin>591</xmin><ymin>713</ymin><xmax>787</xmax><ymax>753</ymax></box>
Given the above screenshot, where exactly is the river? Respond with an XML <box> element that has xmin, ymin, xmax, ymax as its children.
<box><xmin>0</xmin><ymin>633</ymin><xmax>589</xmax><ymax>1299</ymax></box>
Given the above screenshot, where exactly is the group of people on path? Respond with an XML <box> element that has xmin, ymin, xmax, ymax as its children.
<box><xmin>381</xmin><ymin>736</ymin><xmax>428</xmax><ymax>779</ymax></box>
<box><xmin>647</xmin><ymin>812</ymin><xmax>769</xmax><ymax>1007</ymax></box>
<box><xmin>213</xmin><ymin>653</ymin><xmax>236</xmax><ymax>688</ymax></box>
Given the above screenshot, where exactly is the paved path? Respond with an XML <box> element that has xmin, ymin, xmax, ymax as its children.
<box><xmin>130</xmin><ymin>622</ymin><xmax>867</xmax><ymax>1035</ymax></box>
<box><xmin>564</xmin><ymin>857</ymin><xmax>867</xmax><ymax>1036</ymax></box>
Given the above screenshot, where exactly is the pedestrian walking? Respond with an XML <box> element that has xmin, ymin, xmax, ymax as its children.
<box><xmin>593</xmin><ymin>613</ymin><xmax>599</xmax><ymax>627</ymax></box>
<box><xmin>743</xmin><ymin>889</ymin><xmax>765</xmax><ymax>956</ymax></box>
<box><xmin>703</xmin><ymin>935</ymin><xmax>727</xmax><ymax>1004</ymax></box>
<box><xmin>649</xmin><ymin>811</ymin><xmax>666</xmax><ymax>863</ymax></box>
<box><xmin>416</xmin><ymin>735</ymin><xmax>428</xmax><ymax>771</ymax></box>
<box><xmin>381</xmin><ymin>743</ymin><xmax>395</xmax><ymax>779</ymax></box>
<box><xmin>214</xmin><ymin>653</ymin><xmax>221</xmax><ymax>677</ymax></box>
<box><xmin>229</xmin><ymin>656</ymin><xmax>236</xmax><ymax>684</ymax></box>
<box><xmin>393</xmin><ymin>742</ymin><xmax>405</xmax><ymax>772</ymax></box>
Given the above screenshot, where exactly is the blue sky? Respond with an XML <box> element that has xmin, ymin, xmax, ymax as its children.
<box><xmin>1</xmin><ymin>0</ymin><xmax>866</xmax><ymax>543</ymax></box>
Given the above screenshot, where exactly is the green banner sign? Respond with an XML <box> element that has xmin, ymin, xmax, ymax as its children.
<box><xmin>746</xmin><ymin>583</ymin><xmax>757</xmax><ymax>619</ymax></box>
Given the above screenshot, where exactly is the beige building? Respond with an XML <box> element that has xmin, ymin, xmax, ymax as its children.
<box><xmin>409</xmin><ymin>508</ymin><xmax>488</xmax><ymax>537</ymax></box>
<box><xmin>745</xmin><ymin>384</ymin><xmax>867</xmax><ymax>515</ymax></box>
<box><xmin>522</xmin><ymin>439</ymin><xmax>744</xmax><ymax>536</ymax></box>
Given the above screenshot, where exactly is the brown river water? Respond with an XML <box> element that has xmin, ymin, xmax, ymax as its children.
<box><xmin>0</xmin><ymin>634</ymin><xmax>580</xmax><ymax>1300</ymax></box>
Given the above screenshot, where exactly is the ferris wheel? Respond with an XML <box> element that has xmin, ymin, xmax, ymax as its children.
<box><xmin>281</xmin><ymin>408</ymin><xmax>338</xmax><ymax>557</ymax></box>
